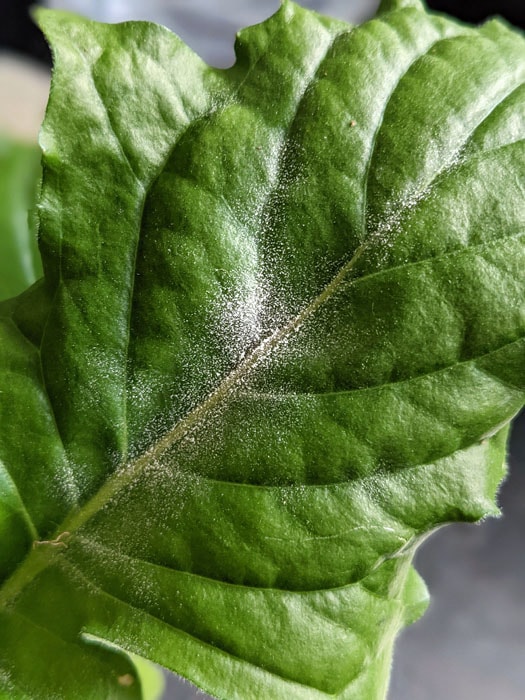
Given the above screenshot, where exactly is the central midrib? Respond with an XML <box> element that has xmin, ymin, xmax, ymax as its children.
<box><xmin>21</xmin><ymin>197</ymin><xmax>524</xmax><ymax>544</ymax></box>
<box><xmin>2</xmin><ymin>109</ymin><xmax>519</xmax><ymax>614</ymax></box>
<box><xmin>0</xmin><ymin>238</ymin><xmax>368</xmax><ymax>612</ymax></box>
<box><xmin>63</xmin><ymin>238</ymin><xmax>371</xmax><ymax>535</ymax></box>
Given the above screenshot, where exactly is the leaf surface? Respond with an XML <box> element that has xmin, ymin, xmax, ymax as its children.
<box><xmin>0</xmin><ymin>0</ymin><xmax>524</xmax><ymax>698</ymax></box>
<box><xmin>0</xmin><ymin>137</ymin><xmax>165</xmax><ymax>700</ymax></box>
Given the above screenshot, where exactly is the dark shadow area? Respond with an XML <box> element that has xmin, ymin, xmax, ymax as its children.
<box><xmin>427</xmin><ymin>0</ymin><xmax>524</xmax><ymax>29</ymax></box>
<box><xmin>0</xmin><ymin>0</ymin><xmax>51</xmax><ymax>64</ymax></box>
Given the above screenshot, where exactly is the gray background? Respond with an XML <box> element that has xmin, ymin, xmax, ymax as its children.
<box><xmin>38</xmin><ymin>2</ymin><xmax>525</xmax><ymax>697</ymax></box>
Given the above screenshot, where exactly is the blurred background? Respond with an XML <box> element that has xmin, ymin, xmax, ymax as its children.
<box><xmin>1</xmin><ymin>1</ymin><xmax>523</xmax><ymax>698</ymax></box>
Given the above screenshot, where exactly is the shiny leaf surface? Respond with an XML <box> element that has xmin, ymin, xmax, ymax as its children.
<box><xmin>0</xmin><ymin>0</ymin><xmax>524</xmax><ymax>697</ymax></box>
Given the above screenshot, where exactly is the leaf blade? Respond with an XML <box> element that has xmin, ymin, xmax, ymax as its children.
<box><xmin>0</xmin><ymin>2</ymin><xmax>524</xmax><ymax>698</ymax></box>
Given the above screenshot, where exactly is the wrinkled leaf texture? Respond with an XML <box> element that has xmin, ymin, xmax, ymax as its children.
<box><xmin>0</xmin><ymin>0</ymin><xmax>524</xmax><ymax>698</ymax></box>
<box><xmin>0</xmin><ymin>136</ymin><xmax>165</xmax><ymax>698</ymax></box>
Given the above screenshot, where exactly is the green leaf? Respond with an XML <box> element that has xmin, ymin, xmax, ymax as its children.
<box><xmin>0</xmin><ymin>139</ymin><xmax>164</xmax><ymax>699</ymax></box>
<box><xmin>127</xmin><ymin>654</ymin><xmax>165</xmax><ymax>700</ymax></box>
<box><xmin>0</xmin><ymin>2</ymin><xmax>524</xmax><ymax>698</ymax></box>
<box><xmin>0</xmin><ymin>135</ymin><xmax>42</xmax><ymax>301</ymax></box>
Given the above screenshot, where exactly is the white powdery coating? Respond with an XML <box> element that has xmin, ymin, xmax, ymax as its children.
<box><xmin>365</xmin><ymin>144</ymin><xmax>468</xmax><ymax>271</ymax></box>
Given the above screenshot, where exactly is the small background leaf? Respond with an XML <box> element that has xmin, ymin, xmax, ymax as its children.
<box><xmin>0</xmin><ymin>134</ymin><xmax>42</xmax><ymax>301</ymax></box>
<box><xmin>129</xmin><ymin>654</ymin><xmax>166</xmax><ymax>700</ymax></box>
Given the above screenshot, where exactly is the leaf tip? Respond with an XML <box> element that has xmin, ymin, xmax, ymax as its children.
<box><xmin>402</xmin><ymin>567</ymin><xmax>430</xmax><ymax>626</ymax></box>
<box><xmin>31</xmin><ymin>6</ymin><xmax>82</xmax><ymax>35</ymax></box>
